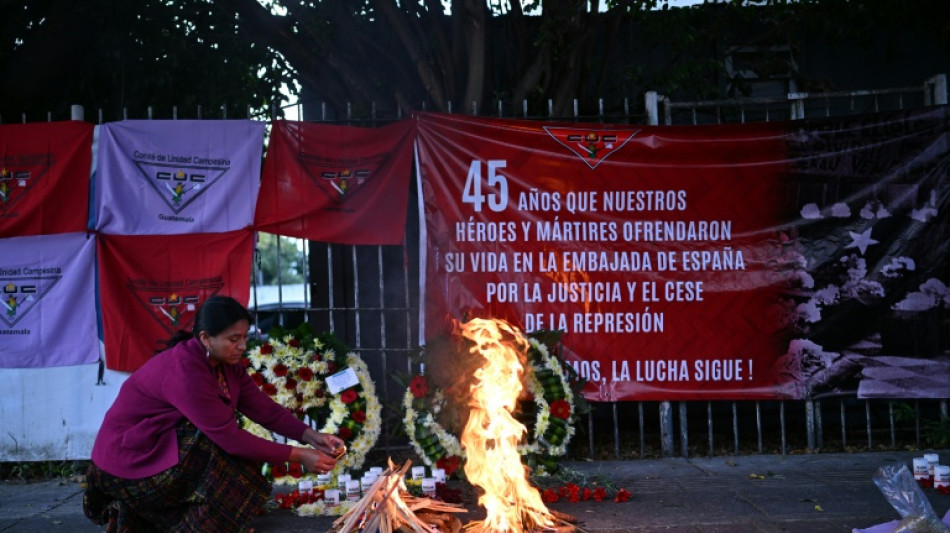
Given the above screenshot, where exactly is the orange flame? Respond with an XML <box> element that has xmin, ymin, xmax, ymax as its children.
<box><xmin>459</xmin><ymin>318</ymin><xmax>556</xmax><ymax>533</ymax></box>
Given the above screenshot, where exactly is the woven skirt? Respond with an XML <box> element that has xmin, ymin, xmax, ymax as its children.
<box><xmin>83</xmin><ymin>422</ymin><xmax>271</xmax><ymax>533</ymax></box>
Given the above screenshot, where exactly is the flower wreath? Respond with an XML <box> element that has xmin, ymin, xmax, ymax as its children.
<box><xmin>240</xmin><ymin>323</ymin><xmax>382</xmax><ymax>486</ymax></box>
<box><xmin>403</xmin><ymin>331</ymin><xmax>579</xmax><ymax>477</ymax></box>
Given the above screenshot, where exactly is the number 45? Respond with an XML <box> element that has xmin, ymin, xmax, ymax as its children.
<box><xmin>462</xmin><ymin>159</ymin><xmax>508</xmax><ymax>212</ymax></box>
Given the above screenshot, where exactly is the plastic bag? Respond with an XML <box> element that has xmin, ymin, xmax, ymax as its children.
<box><xmin>873</xmin><ymin>465</ymin><xmax>950</xmax><ymax>533</ymax></box>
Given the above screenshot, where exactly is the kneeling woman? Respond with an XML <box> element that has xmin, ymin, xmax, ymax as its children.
<box><xmin>84</xmin><ymin>296</ymin><xmax>344</xmax><ymax>532</ymax></box>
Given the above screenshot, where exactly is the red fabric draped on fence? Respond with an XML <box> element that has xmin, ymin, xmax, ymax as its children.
<box><xmin>97</xmin><ymin>229</ymin><xmax>254</xmax><ymax>372</ymax></box>
<box><xmin>254</xmin><ymin>119</ymin><xmax>415</xmax><ymax>245</ymax></box>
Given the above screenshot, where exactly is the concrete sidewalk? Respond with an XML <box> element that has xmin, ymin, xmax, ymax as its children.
<box><xmin>2</xmin><ymin>450</ymin><xmax>948</xmax><ymax>532</ymax></box>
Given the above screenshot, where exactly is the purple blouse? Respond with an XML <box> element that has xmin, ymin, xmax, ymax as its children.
<box><xmin>92</xmin><ymin>337</ymin><xmax>308</xmax><ymax>479</ymax></box>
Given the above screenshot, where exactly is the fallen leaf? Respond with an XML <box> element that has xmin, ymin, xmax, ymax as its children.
<box><xmin>747</xmin><ymin>473</ymin><xmax>765</xmax><ymax>480</ymax></box>
<box><xmin>814</xmin><ymin>505</ymin><xmax>824</xmax><ymax>512</ymax></box>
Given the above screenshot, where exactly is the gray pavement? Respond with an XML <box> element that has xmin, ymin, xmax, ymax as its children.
<box><xmin>2</xmin><ymin>450</ymin><xmax>949</xmax><ymax>532</ymax></box>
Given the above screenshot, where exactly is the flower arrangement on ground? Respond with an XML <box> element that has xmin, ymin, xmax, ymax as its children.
<box><xmin>241</xmin><ymin>323</ymin><xmax>381</xmax><ymax>485</ymax></box>
<box><xmin>402</xmin><ymin>329</ymin><xmax>585</xmax><ymax>477</ymax></box>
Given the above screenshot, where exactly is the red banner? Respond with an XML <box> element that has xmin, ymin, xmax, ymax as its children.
<box><xmin>0</xmin><ymin>121</ymin><xmax>94</xmax><ymax>237</ymax></box>
<box><xmin>97</xmin><ymin>229</ymin><xmax>254</xmax><ymax>372</ymax></box>
<box><xmin>255</xmin><ymin>119</ymin><xmax>415</xmax><ymax>244</ymax></box>
<box><xmin>417</xmin><ymin>112</ymin><xmax>794</xmax><ymax>401</ymax></box>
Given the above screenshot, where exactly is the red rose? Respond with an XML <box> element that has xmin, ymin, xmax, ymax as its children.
<box><xmin>409</xmin><ymin>375</ymin><xmax>429</xmax><ymax>398</ymax></box>
<box><xmin>582</xmin><ymin>487</ymin><xmax>592</xmax><ymax>501</ymax></box>
<box><xmin>284</xmin><ymin>377</ymin><xmax>298</xmax><ymax>390</ymax></box>
<box><xmin>250</xmin><ymin>373</ymin><xmax>264</xmax><ymax>386</ymax></box>
<box><xmin>593</xmin><ymin>487</ymin><xmax>607</xmax><ymax>502</ymax></box>
<box><xmin>288</xmin><ymin>338</ymin><xmax>300</xmax><ymax>347</ymax></box>
<box><xmin>436</xmin><ymin>455</ymin><xmax>461</xmax><ymax>476</ymax></box>
<box><xmin>614</xmin><ymin>488</ymin><xmax>631</xmax><ymax>503</ymax></box>
<box><xmin>351</xmin><ymin>410</ymin><xmax>367</xmax><ymax>423</ymax></box>
<box><xmin>262</xmin><ymin>383</ymin><xmax>277</xmax><ymax>396</ymax></box>
<box><xmin>288</xmin><ymin>462</ymin><xmax>303</xmax><ymax>478</ymax></box>
<box><xmin>312</xmin><ymin>352</ymin><xmax>323</xmax><ymax>362</ymax></box>
<box><xmin>340</xmin><ymin>389</ymin><xmax>358</xmax><ymax>404</ymax></box>
<box><xmin>550</xmin><ymin>399</ymin><xmax>571</xmax><ymax>420</ymax></box>
<box><xmin>338</xmin><ymin>426</ymin><xmax>353</xmax><ymax>439</ymax></box>
<box><xmin>327</xmin><ymin>361</ymin><xmax>338</xmax><ymax>373</ymax></box>
<box><xmin>557</xmin><ymin>485</ymin><xmax>570</xmax><ymax>498</ymax></box>
<box><xmin>271</xmin><ymin>462</ymin><xmax>288</xmax><ymax>478</ymax></box>
<box><xmin>240</xmin><ymin>357</ymin><xmax>251</xmax><ymax>367</ymax></box>
<box><xmin>260</xmin><ymin>343</ymin><xmax>274</xmax><ymax>355</ymax></box>
<box><xmin>298</xmin><ymin>367</ymin><xmax>314</xmax><ymax>381</ymax></box>
<box><xmin>542</xmin><ymin>488</ymin><xmax>559</xmax><ymax>503</ymax></box>
<box><xmin>567</xmin><ymin>483</ymin><xmax>580</xmax><ymax>503</ymax></box>
<box><xmin>273</xmin><ymin>363</ymin><xmax>288</xmax><ymax>377</ymax></box>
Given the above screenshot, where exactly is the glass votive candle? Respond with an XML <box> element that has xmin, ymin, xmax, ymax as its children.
<box><xmin>411</xmin><ymin>466</ymin><xmax>426</xmax><ymax>480</ymax></box>
<box><xmin>934</xmin><ymin>465</ymin><xmax>950</xmax><ymax>495</ymax></box>
<box><xmin>316</xmin><ymin>473</ymin><xmax>331</xmax><ymax>488</ymax></box>
<box><xmin>432</xmin><ymin>468</ymin><xmax>446</xmax><ymax>483</ymax></box>
<box><xmin>924</xmin><ymin>453</ymin><xmax>940</xmax><ymax>479</ymax></box>
<box><xmin>298</xmin><ymin>480</ymin><xmax>313</xmax><ymax>495</ymax></box>
<box><xmin>324</xmin><ymin>489</ymin><xmax>340</xmax><ymax>507</ymax></box>
<box><xmin>361</xmin><ymin>473</ymin><xmax>378</xmax><ymax>491</ymax></box>
<box><xmin>345</xmin><ymin>479</ymin><xmax>362</xmax><ymax>501</ymax></box>
<box><xmin>370</xmin><ymin>466</ymin><xmax>384</xmax><ymax>476</ymax></box>
<box><xmin>337</xmin><ymin>473</ymin><xmax>351</xmax><ymax>488</ymax></box>
<box><xmin>422</xmin><ymin>477</ymin><xmax>437</xmax><ymax>498</ymax></box>
<box><xmin>913</xmin><ymin>457</ymin><xmax>932</xmax><ymax>488</ymax></box>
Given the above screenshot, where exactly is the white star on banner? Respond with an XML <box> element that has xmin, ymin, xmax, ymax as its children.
<box><xmin>846</xmin><ymin>228</ymin><xmax>879</xmax><ymax>255</ymax></box>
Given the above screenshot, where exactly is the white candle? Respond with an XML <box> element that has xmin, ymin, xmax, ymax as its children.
<box><xmin>370</xmin><ymin>466</ymin><xmax>384</xmax><ymax>475</ymax></box>
<box><xmin>298</xmin><ymin>480</ymin><xmax>313</xmax><ymax>495</ymax></box>
<box><xmin>422</xmin><ymin>477</ymin><xmax>437</xmax><ymax>498</ymax></box>
<box><xmin>345</xmin><ymin>479</ymin><xmax>362</xmax><ymax>501</ymax></box>
<box><xmin>935</xmin><ymin>465</ymin><xmax>950</xmax><ymax>489</ymax></box>
<box><xmin>337</xmin><ymin>473</ymin><xmax>351</xmax><ymax>488</ymax></box>
<box><xmin>316</xmin><ymin>474</ymin><xmax>331</xmax><ymax>487</ymax></box>
<box><xmin>913</xmin><ymin>457</ymin><xmax>930</xmax><ymax>480</ymax></box>
<box><xmin>324</xmin><ymin>489</ymin><xmax>340</xmax><ymax>507</ymax></box>
<box><xmin>432</xmin><ymin>468</ymin><xmax>446</xmax><ymax>483</ymax></box>
<box><xmin>411</xmin><ymin>466</ymin><xmax>426</xmax><ymax>480</ymax></box>
<box><xmin>924</xmin><ymin>453</ymin><xmax>940</xmax><ymax>476</ymax></box>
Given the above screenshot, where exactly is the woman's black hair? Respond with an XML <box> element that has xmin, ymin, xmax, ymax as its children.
<box><xmin>163</xmin><ymin>295</ymin><xmax>251</xmax><ymax>349</ymax></box>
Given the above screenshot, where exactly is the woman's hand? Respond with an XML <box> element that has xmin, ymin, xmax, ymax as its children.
<box><xmin>302</xmin><ymin>428</ymin><xmax>346</xmax><ymax>457</ymax></box>
<box><xmin>288</xmin><ymin>447</ymin><xmax>339</xmax><ymax>475</ymax></box>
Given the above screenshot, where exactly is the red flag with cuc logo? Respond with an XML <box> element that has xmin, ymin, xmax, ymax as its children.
<box><xmin>255</xmin><ymin>119</ymin><xmax>415</xmax><ymax>244</ymax></box>
<box><xmin>97</xmin><ymin>229</ymin><xmax>254</xmax><ymax>372</ymax></box>
<box><xmin>0</xmin><ymin>121</ymin><xmax>94</xmax><ymax>237</ymax></box>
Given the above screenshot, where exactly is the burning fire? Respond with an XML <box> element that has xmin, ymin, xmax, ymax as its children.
<box><xmin>459</xmin><ymin>318</ymin><xmax>557</xmax><ymax>533</ymax></box>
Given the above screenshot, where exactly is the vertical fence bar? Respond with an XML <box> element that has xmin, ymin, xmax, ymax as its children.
<box><xmin>780</xmin><ymin>401</ymin><xmax>787</xmax><ymax>455</ymax></box>
<box><xmin>866</xmin><ymin>400</ymin><xmax>873</xmax><ymax>449</ymax></box>
<box><xmin>806</xmin><ymin>400</ymin><xmax>816</xmax><ymax>450</ymax></box>
<box><xmin>70</xmin><ymin>105</ymin><xmax>84</xmax><ymax>121</ymax></box>
<box><xmin>707</xmin><ymin>401</ymin><xmax>714</xmax><ymax>457</ymax></box>
<box><xmin>660</xmin><ymin>402</ymin><xmax>674</xmax><ymax>457</ymax></box>
<box><xmin>587</xmin><ymin>411</ymin><xmax>594</xmax><ymax>460</ymax></box>
<box><xmin>522</xmin><ymin>99</ymin><xmax>528</xmax><ymax>118</ymax></box>
<box><xmin>679</xmin><ymin>402</ymin><xmax>689</xmax><ymax>458</ymax></box>
<box><xmin>915</xmin><ymin>400</ymin><xmax>920</xmax><ymax>448</ymax></box>
<box><xmin>377</xmin><ymin>245</ymin><xmax>389</xmax><ymax>448</ymax></box>
<box><xmin>732</xmin><ymin>401</ymin><xmax>739</xmax><ymax>455</ymax></box>
<box><xmin>755</xmin><ymin>401</ymin><xmax>763</xmax><ymax>454</ymax></box>
<box><xmin>841</xmin><ymin>400</ymin><xmax>847</xmax><ymax>449</ymax></box>
<box><xmin>816</xmin><ymin>400</ymin><xmax>823</xmax><ymax>450</ymax></box>
<box><xmin>889</xmin><ymin>401</ymin><xmax>896</xmax><ymax>448</ymax></box>
<box><xmin>638</xmin><ymin>402</ymin><xmax>645</xmax><ymax>458</ymax></box>
<box><xmin>350</xmin><ymin>246</ymin><xmax>362</xmax><ymax>356</ymax></box>
<box><xmin>613</xmin><ymin>402</ymin><xmax>620</xmax><ymax>459</ymax></box>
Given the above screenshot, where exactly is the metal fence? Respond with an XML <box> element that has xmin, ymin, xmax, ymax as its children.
<box><xmin>260</xmin><ymin>74</ymin><xmax>950</xmax><ymax>460</ymax></box>
<box><xmin>21</xmin><ymin>74</ymin><xmax>945</xmax><ymax>460</ymax></box>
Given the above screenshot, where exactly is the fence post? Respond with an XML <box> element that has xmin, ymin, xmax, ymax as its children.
<box><xmin>788</xmin><ymin>92</ymin><xmax>806</xmax><ymax>120</ymax></box>
<box><xmin>805</xmin><ymin>399</ymin><xmax>816</xmax><ymax>450</ymax></box>
<box><xmin>645</xmin><ymin>91</ymin><xmax>659</xmax><ymax>126</ymax></box>
<box><xmin>660</xmin><ymin>401</ymin><xmax>674</xmax><ymax>457</ymax></box>
<box><xmin>70</xmin><ymin>105</ymin><xmax>84</xmax><ymax>121</ymax></box>
<box><xmin>926</xmin><ymin>74</ymin><xmax>948</xmax><ymax>105</ymax></box>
